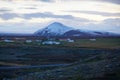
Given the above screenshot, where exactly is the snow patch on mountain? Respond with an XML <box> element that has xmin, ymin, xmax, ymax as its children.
<box><xmin>35</xmin><ymin>22</ymin><xmax>74</xmax><ymax>36</ymax></box>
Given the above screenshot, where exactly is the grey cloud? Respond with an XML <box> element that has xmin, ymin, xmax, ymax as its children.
<box><xmin>0</xmin><ymin>13</ymin><xmax>19</xmax><ymax>20</ymax></box>
<box><xmin>0</xmin><ymin>12</ymin><xmax>90</xmax><ymax>22</ymax></box>
<box><xmin>66</xmin><ymin>11</ymin><xmax>120</xmax><ymax>17</ymax></box>
<box><xmin>99</xmin><ymin>0</ymin><xmax>120</xmax><ymax>4</ymax></box>
<box><xmin>39</xmin><ymin>0</ymin><xmax>54</xmax><ymax>2</ymax></box>
<box><xmin>0</xmin><ymin>9</ymin><xmax>11</xmax><ymax>12</ymax></box>
<box><xmin>82</xmin><ymin>0</ymin><xmax>120</xmax><ymax>4</ymax></box>
<box><xmin>60</xmin><ymin>0</ymin><xmax>120</xmax><ymax>4</ymax></box>
<box><xmin>2</xmin><ymin>0</ymin><xmax>120</xmax><ymax>4</ymax></box>
<box><xmin>103</xmin><ymin>18</ymin><xmax>120</xmax><ymax>25</ymax></box>
<box><xmin>23</xmin><ymin>12</ymin><xmax>90</xmax><ymax>22</ymax></box>
<box><xmin>0</xmin><ymin>12</ymin><xmax>74</xmax><ymax>20</ymax></box>
<box><xmin>25</xmin><ymin>7</ymin><xmax>37</xmax><ymax>9</ymax></box>
<box><xmin>20</xmin><ymin>7</ymin><xmax>37</xmax><ymax>10</ymax></box>
<box><xmin>23</xmin><ymin>12</ymin><xmax>74</xmax><ymax>19</ymax></box>
<box><xmin>1</xmin><ymin>0</ymin><xmax>54</xmax><ymax>2</ymax></box>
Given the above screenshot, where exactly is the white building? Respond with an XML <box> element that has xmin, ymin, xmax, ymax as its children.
<box><xmin>35</xmin><ymin>40</ymin><xmax>41</xmax><ymax>42</ymax></box>
<box><xmin>89</xmin><ymin>39</ymin><xmax>96</xmax><ymax>41</ymax></box>
<box><xmin>42</xmin><ymin>41</ymin><xmax>60</xmax><ymax>45</ymax></box>
<box><xmin>26</xmin><ymin>40</ymin><xmax>32</xmax><ymax>43</ymax></box>
<box><xmin>4</xmin><ymin>39</ymin><xmax>14</xmax><ymax>42</ymax></box>
<box><xmin>67</xmin><ymin>38</ymin><xmax>74</xmax><ymax>42</ymax></box>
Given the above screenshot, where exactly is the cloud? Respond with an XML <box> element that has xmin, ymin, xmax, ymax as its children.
<box><xmin>23</xmin><ymin>12</ymin><xmax>91</xmax><ymax>22</ymax></box>
<box><xmin>1</xmin><ymin>0</ymin><xmax>120</xmax><ymax>4</ymax></box>
<box><xmin>0</xmin><ymin>13</ymin><xmax>19</xmax><ymax>20</ymax></box>
<box><xmin>39</xmin><ymin>0</ymin><xmax>54</xmax><ymax>2</ymax></box>
<box><xmin>22</xmin><ymin>7</ymin><xmax>37</xmax><ymax>10</ymax></box>
<box><xmin>97</xmin><ymin>0</ymin><xmax>120</xmax><ymax>4</ymax></box>
<box><xmin>23</xmin><ymin>12</ymin><xmax>74</xmax><ymax>19</ymax></box>
<box><xmin>0</xmin><ymin>9</ymin><xmax>11</xmax><ymax>12</ymax></box>
<box><xmin>77</xmin><ymin>18</ymin><xmax>120</xmax><ymax>33</ymax></box>
<box><xmin>63</xmin><ymin>0</ymin><xmax>120</xmax><ymax>4</ymax></box>
<box><xmin>1</xmin><ymin>0</ymin><xmax>54</xmax><ymax>2</ymax></box>
<box><xmin>0</xmin><ymin>12</ymin><xmax>74</xmax><ymax>20</ymax></box>
<box><xmin>66</xmin><ymin>11</ymin><xmax>120</xmax><ymax>17</ymax></box>
<box><xmin>0</xmin><ymin>12</ymin><xmax>90</xmax><ymax>22</ymax></box>
<box><xmin>102</xmin><ymin>18</ymin><xmax>120</xmax><ymax>26</ymax></box>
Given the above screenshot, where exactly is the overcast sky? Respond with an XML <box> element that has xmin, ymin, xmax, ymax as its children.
<box><xmin>0</xmin><ymin>0</ymin><xmax>120</xmax><ymax>33</ymax></box>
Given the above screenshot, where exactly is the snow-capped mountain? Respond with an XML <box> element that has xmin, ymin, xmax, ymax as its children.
<box><xmin>34</xmin><ymin>22</ymin><xmax>73</xmax><ymax>36</ymax></box>
<box><xmin>33</xmin><ymin>22</ymin><xmax>120</xmax><ymax>37</ymax></box>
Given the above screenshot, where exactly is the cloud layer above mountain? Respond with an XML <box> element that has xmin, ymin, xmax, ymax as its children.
<box><xmin>0</xmin><ymin>0</ymin><xmax>120</xmax><ymax>33</ymax></box>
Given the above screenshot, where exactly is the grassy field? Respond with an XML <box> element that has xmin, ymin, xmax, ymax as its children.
<box><xmin>0</xmin><ymin>38</ymin><xmax>120</xmax><ymax>49</ymax></box>
<box><xmin>62</xmin><ymin>38</ymin><xmax>120</xmax><ymax>49</ymax></box>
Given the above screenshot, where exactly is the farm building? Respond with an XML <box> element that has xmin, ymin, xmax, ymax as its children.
<box><xmin>89</xmin><ymin>39</ymin><xmax>96</xmax><ymax>41</ymax></box>
<box><xmin>26</xmin><ymin>40</ymin><xmax>32</xmax><ymax>43</ymax></box>
<box><xmin>42</xmin><ymin>41</ymin><xmax>60</xmax><ymax>45</ymax></box>
<box><xmin>67</xmin><ymin>38</ymin><xmax>74</xmax><ymax>42</ymax></box>
<box><xmin>4</xmin><ymin>39</ymin><xmax>14</xmax><ymax>42</ymax></box>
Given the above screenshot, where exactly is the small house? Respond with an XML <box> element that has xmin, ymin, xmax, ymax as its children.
<box><xmin>89</xmin><ymin>39</ymin><xmax>96</xmax><ymax>41</ymax></box>
<box><xmin>59</xmin><ymin>38</ymin><xmax>68</xmax><ymax>41</ymax></box>
<box><xmin>4</xmin><ymin>39</ymin><xmax>14</xmax><ymax>42</ymax></box>
<box><xmin>67</xmin><ymin>38</ymin><xmax>74</xmax><ymax>42</ymax></box>
<box><xmin>26</xmin><ymin>40</ymin><xmax>32</xmax><ymax>43</ymax></box>
<box><xmin>35</xmin><ymin>40</ymin><xmax>42</xmax><ymax>42</ymax></box>
<box><xmin>42</xmin><ymin>41</ymin><xmax>60</xmax><ymax>45</ymax></box>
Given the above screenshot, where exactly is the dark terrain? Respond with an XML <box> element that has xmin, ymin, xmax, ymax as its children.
<box><xmin>0</xmin><ymin>47</ymin><xmax>120</xmax><ymax>80</ymax></box>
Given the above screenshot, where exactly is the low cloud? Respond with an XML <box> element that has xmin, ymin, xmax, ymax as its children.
<box><xmin>66</xmin><ymin>11</ymin><xmax>120</xmax><ymax>17</ymax></box>
<box><xmin>0</xmin><ymin>12</ymin><xmax>90</xmax><ymax>22</ymax></box>
<box><xmin>40</xmin><ymin>0</ymin><xmax>54</xmax><ymax>2</ymax></box>
<box><xmin>23</xmin><ymin>12</ymin><xmax>74</xmax><ymax>19</ymax></box>
<box><xmin>98</xmin><ymin>0</ymin><xmax>120</xmax><ymax>4</ymax></box>
<box><xmin>0</xmin><ymin>13</ymin><xmax>19</xmax><ymax>20</ymax></box>
<box><xmin>0</xmin><ymin>9</ymin><xmax>11</xmax><ymax>12</ymax></box>
<box><xmin>77</xmin><ymin>18</ymin><xmax>120</xmax><ymax>33</ymax></box>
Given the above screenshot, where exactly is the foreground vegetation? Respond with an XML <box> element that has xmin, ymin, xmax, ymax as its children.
<box><xmin>0</xmin><ymin>47</ymin><xmax>120</xmax><ymax>80</ymax></box>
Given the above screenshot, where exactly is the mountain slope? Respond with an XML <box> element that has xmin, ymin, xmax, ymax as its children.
<box><xmin>63</xmin><ymin>29</ymin><xmax>120</xmax><ymax>37</ymax></box>
<box><xmin>34</xmin><ymin>22</ymin><xmax>73</xmax><ymax>36</ymax></box>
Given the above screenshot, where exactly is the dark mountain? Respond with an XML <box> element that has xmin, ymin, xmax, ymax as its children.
<box><xmin>63</xmin><ymin>29</ymin><xmax>120</xmax><ymax>37</ymax></box>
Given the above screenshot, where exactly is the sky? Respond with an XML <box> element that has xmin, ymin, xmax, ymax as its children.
<box><xmin>0</xmin><ymin>0</ymin><xmax>120</xmax><ymax>33</ymax></box>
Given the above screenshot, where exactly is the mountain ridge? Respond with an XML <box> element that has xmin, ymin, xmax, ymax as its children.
<box><xmin>34</xmin><ymin>22</ymin><xmax>120</xmax><ymax>37</ymax></box>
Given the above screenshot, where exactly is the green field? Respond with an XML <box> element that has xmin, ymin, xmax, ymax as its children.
<box><xmin>62</xmin><ymin>38</ymin><xmax>120</xmax><ymax>49</ymax></box>
<box><xmin>0</xmin><ymin>38</ymin><xmax>120</xmax><ymax>49</ymax></box>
